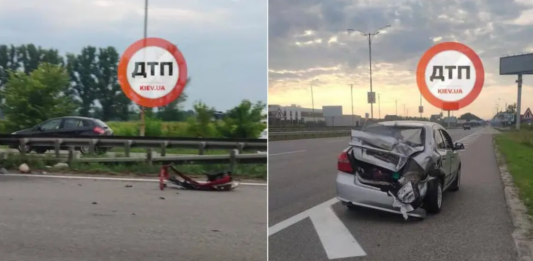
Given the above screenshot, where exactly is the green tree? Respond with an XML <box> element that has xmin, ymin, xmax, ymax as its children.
<box><xmin>156</xmin><ymin>78</ymin><xmax>191</xmax><ymax>121</ymax></box>
<box><xmin>216</xmin><ymin>100</ymin><xmax>266</xmax><ymax>139</ymax></box>
<box><xmin>0</xmin><ymin>63</ymin><xmax>76</xmax><ymax>130</ymax></box>
<box><xmin>186</xmin><ymin>101</ymin><xmax>216</xmax><ymax>137</ymax></box>
<box><xmin>17</xmin><ymin>44</ymin><xmax>63</xmax><ymax>74</ymax></box>
<box><xmin>65</xmin><ymin>47</ymin><xmax>98</xmax><ymax>117</ymax></box>
<box><xmin>93</xmin><ymin>47</ymin><xmax>131</xmax><ymax>121</ymax></box>
<box><xmin>506</xmin><ymin>103</ymin><xmax>517</xmax><ymax>114</ymax></box>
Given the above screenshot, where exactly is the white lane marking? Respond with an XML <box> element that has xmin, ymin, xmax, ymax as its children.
<box><xmin>269</xmin><ymin>150</ymin><xmax>306</xmax><ymax>156</ymax></box>
<box><xmin>310</xmin><ymin>206</ymin><xmax>366</xmax><ymax>259</ymax></box>
<box><xmin>269</xmin><ymin>197</ymin><xmax>339</xmax><ymax>236</ymax></box>
<box><xmin>0</xmin><ymin>174</ymin><xmax>266</xmax><ymax>186</ymax></box>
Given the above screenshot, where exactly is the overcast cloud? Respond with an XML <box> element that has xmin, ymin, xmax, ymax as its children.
<box><xmin>0</xmin><ymin>0</ymin><xmax>267</xmax><ymax>111</ymax></box>
<box><xmin>269</xmin><ymin>0</ymin><xmax>533</xmax><ymax>119</ymax></box>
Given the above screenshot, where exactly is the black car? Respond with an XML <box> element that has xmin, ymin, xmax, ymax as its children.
<box><xmin>10</xmin><ymin>116</ymin><xmax>113</xmax><ymax>154</ymax></box>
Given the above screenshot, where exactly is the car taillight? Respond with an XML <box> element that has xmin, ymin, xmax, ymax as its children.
<box><xmin>337</xmin><ymin>151</ymin><xmax>354</xmax><ymax>173</ymax></box>
<box><xmin>93</xmin><ymin>127</ymin><xmax>105</xmax><ymax>134</ymax></box>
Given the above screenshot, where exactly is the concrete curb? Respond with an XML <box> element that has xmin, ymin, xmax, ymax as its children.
<box><xmin>493</xmin><ymin>136</ymin><xmax>533</xmax><ymax>261</ymax></box>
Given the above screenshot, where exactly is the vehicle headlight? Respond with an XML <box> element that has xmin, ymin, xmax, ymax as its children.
<box><xmin>397</xmin><ymin>181</ymin><xmax>416</xmax><ymax>204</ymax></box>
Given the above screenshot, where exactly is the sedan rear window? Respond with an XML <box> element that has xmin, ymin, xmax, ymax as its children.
<box><xmin>363</xmin><ymin>125</ymin><xmax>424</xmax><ymax>146</ymax></box>
<box><xmin>94</xmin><ymin>119</ymin><xmax>109</xmax><ymax>128</ymax></box>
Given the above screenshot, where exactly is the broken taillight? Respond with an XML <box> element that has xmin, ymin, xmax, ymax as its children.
<box><xmin>93</xmin><ymin>127</ymin><xmax>105</xmax><ymax>134</ymax></box>
<box><xmin>337</xmin><ymin>151</ymin><xmax>354</xmax><ymax>173</ymax></box>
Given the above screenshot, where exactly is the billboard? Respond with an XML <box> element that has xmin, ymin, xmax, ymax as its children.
<box><xmin>322</xmin><ymin>106</ymin><xmax>343</xmax><ymax>117</ymax></box>
<box><xmin>500</xmin><ymin>53</ymin><xmax>533</xmax><ymax>75</ymax></box>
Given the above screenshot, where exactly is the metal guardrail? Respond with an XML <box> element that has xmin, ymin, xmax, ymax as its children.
<box><xmin>0</xmin><ymin>136</ymin><xmax>267</xmax><ymax>167</ymax></box>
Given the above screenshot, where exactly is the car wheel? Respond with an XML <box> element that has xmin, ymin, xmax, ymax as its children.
<box><xmin>34</xmin><ymin>148</ymin><xmax>47</xmax><ymax>154</ymax></box>
<box><xmin>17</xmin><ymin>145</ymin><xmax>32</xmax><ymax>154</ymax></box>
<box><xmin>423</xmin><ymin>179</ymin><xmax>443</xmax><ymax>214</ymax></box>
<box><xmin>449</xmin><ymin>167</ymin><xmax>460</xmax><ymax>192</ymax></box>
<box><xmin>79</xmin><ymin>146</ymin><xmax>90</xmax><ymax>154</ymax></box>
<box><xmin>342</xmin><ymin>201</ymin><xmax>359</xmax><ymax>211</ymax></box>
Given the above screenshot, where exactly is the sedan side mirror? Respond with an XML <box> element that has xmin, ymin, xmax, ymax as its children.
<box><xmin>454</xmin><ymin>142</ymin><xmax>465</xmax><ymax>150</ymax></box>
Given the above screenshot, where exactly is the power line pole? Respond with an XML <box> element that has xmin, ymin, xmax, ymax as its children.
<box><xmin>310</xmin><ymin>82</ymin><xmax>316</xmax><ymax>124</ymax></box>
<box><xmin>395</xmin><ymin>100</ymin><xmax>398</xmax><ymax>115</ymax></box>
<box><xmin>347</xmin><ymin>24</ymin><xmax>391</xmax><ymax>120</ymax></box>
<box><xmin>419</xmin><ymin>94</ymin><xmax>422</xmax><ymax>118</ymax></box>
<box><xmin>350</xmin><ymin>84</ymin><xmax>354</xmax><ymax>127</ymax></box>
<box><xmin>378</xmin><ymin>93</ymin><xmax>381</xmax><ymax>119</ymax></box>
<box><xmin>139</xmin><ymin>0</ymin><xmax>149</xmax><ymax>136</ymax></box>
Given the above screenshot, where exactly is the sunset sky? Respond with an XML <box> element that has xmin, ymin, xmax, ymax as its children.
<box><xmin>268</xmin><ymin>0</ymin><xmax>533</xmax><ymax>120</ymax></box>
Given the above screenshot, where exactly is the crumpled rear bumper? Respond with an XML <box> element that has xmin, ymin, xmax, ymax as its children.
<box><xmin>335</xmin><ymin>172</ymin><xmax>428</xmax><ymax>218</ymax></box>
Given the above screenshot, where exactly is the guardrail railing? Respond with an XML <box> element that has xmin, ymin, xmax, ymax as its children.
<box><xmin>0</xmin><ymin>136</ymin><xmax>267</xmax><ymax>168</ymax></box>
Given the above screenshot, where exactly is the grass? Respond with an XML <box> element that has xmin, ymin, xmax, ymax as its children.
<box><xmin>0</xmin><ymin>154</ymin><xmax>266</xmax><ymax>180</ymax></box>
<box><xmin>494</xmin><ymin>129</ymin><xmax>533</xmax><ymax>215</ymax></box>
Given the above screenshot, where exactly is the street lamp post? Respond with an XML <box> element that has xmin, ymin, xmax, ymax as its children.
<box><xmin>310</xmin><ymin>80</ymin><xmax>318</xmax><ymax>124</ymax></box>
<box><xmin>139</xmin><ymin>0</ymin><xmax>149</xmax><ymax>136</ymax></box>
<box><xmin>350</xmin><ymin>84</ymin><xmax>354</xmax><ymax>127</ymax></box>
<box><xmin>347</xmin><ymin>24</ymin><xmax>391</xmax><ymax>120</ymax></box>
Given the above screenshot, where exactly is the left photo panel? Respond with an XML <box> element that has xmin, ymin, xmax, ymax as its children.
<box><xmin>0</xmin><ymin>0</ymin><xmax>268</xmax><ymax>260</ymax></box>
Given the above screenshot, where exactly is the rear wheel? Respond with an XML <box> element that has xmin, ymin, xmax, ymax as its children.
<box><xmin>17</xmin><ymin>145</ymin><xmax>32</xmax><ymax>154</ymax></box>
<box><xmin>424</xmin><ymin>179</ymin><xmax>443</xmax><ymax>214</ymax></box>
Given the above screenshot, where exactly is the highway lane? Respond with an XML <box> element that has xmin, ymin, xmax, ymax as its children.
<box><xmin>0</xmin><ymin>176</ymin><xmax>267</xmax><ymax>261</ymax></box>
<box><xmin>268</xmin><ymin>127</ymin><xmax>517</xmax><ymax>260</ymax></box>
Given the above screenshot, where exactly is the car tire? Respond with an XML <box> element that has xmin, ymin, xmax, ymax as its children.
<box><xmin>423</xmin><ymin>179</ymin><xmax>443</xmax><ymax>214</ymax></box>
<box><xmin>34</xmin><ymin>148</ymin><xmax>47</xmax><ymax>154</ymax></box>
<box><xmin>449</xmin><ymin>167</ymin><xmax>461</xmax><ymax>192</ymax></box>
<box><xmin>17</xmin><ymin>145</ymin><xmax>32</xmax><ymax>154</ymax></box>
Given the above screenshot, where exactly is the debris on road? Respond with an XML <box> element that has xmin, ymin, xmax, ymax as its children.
<box><xmin>125</xmin><ymin>184</ymin><xmax>133</xmax><ymax>188</ymax></box>
<box><xmin>53</xmin><ymin>163</ymin><xmax>68</xmax><ymax>169</ymax></box>
<box><xmin>18</xmin><ymin>163</ymin><xmax>30</xmax><ymax>173</ymax></box>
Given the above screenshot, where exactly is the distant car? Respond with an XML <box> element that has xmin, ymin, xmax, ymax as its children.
<box><xmin>463</xmin><ymin>124</ymin><xmax>471</xmax><ymax>130</ymax></box>
<box><xmin>10</xmin><ymin>116</ymin><xmax>113</xmax><ymax>154</ymax></box>
<box><xmin>336</xmin><ymin>121</ymin><xmax>464</xmax><ymax>220</ymax></box>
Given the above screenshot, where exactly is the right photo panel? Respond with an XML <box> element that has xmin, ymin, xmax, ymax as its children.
<box><xmin>268</xmin><ymin>0</ymin><xmax>533</xmax><ymax>260</ymax></box>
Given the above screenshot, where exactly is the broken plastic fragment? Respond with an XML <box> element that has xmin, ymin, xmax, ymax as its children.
<box><xmin>389</xmin><ymin>191</ymin><xmax>415</xmax><ymax>220</ymax></box>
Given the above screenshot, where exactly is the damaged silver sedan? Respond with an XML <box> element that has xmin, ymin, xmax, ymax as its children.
<box><xmin>335</xmin><ymin>121</ymin><xmax>464</xmax><ymax>220</ymax></box>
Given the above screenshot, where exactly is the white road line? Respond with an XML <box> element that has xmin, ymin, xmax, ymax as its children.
<box><xmin>269</xmin><ymin>198</ymin><xmax>340</xmax><ymax>236</ymax></box>
<box><xmin>269</xmin><ymin>150</ymin><xmax>306</xmax><ymax>156</ymax></box>
<box><xmin>310</xmin><ymin>207</ymin><xmax>366</xmax><ymax>259</ymax></box>
<box><xmin>0</xmin><ymin>174</ymin><xmax>266</xmax><ymax>186</ymax></box>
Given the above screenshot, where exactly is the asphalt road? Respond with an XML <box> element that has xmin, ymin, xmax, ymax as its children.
<box><xmin>269</xmin><ymin>127</ymin><xmax>517</xmax><ymax>261</ymax></box>
<box><xmin>0</xmin><ymin>176</ymin><xmax>267</xmax><ymax>261</ymax></box>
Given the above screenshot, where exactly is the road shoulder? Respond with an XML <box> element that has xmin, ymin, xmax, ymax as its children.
<box><xmin>493</xmin><ymin>134</ymin><xmax>533</xmax><ymax>261</ymax></box>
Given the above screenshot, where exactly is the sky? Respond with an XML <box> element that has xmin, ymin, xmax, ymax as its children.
<box><xmin>268</xmin><ymin>0</ymin><xmax>533</xmax><ymax>120</ymax></box>
<box><xmin>0</xmin><ymin>0</ymin><xmax>267</xmax><ymax>111</ymax></box>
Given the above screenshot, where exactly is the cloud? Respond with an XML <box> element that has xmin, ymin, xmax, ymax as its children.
<box><xmin>269</xmin><ymin>0</ymin><xmax>533</xmax><ymax>119</ymax></box>
<box><xmin>0</xmin><ymin>0</ymin><xmax>267</xmax><ymax>110</ymax></box>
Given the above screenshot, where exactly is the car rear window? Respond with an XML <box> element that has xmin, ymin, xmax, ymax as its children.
<box><xmin>363</xmin><ymin>125</ymin><xmax>424</xmax><ymax>146</ymax></box>
<box><xmin>94</xmin><ymin>119</ymin><xmax>109</xmax><ymax>128</ymax></box>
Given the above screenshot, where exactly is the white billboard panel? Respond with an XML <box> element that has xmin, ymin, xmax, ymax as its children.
<box><xmin>322</xmin><ymin>106</ymin><xmax>343</xmax><ymax>117</ymax></box>
<box><xmin>500</xmin><ymin>53</ymin><xmax>533</xmax><ymax>75</ymax></box>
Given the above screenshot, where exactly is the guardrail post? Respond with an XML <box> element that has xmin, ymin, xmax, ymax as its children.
<box><xmin>19</xmin><ymin>138</ymin><xmax>27</xmax><ymax>157</ymax></box>
<box><xmin>124</xmin><ymin>141</ymin><xmax>131</xmax><ymax>157</ymax></box>
<box><xmin>198</xmin><ymin>142</ymin><xmax>206</xmax><ymax>155</ymax></box>
<box><xmin>54</xmin><ymin>139</ymin><xmax>61</xmax><ymax>158</ymax></box>
<box><xmin>237</xmin><ymin>143</ymin><xmax>244</xmax><ymax>154</ymax></box>
<box><xmin>146</xmin><ymin>148</ymin><xmax>153</xmax><ymax>165</ymax></box>
<box><xmin>67</xmin><ymin>147</ymin><xmax>75</xmax><ymax>164</ymax></box>
<box><xmin>89</xmin><ymin>139</ymin><xmax>96</xmax><ymax>155</ymax></box>
<box><xmin>160</xmin><ymin>141</ymin><xmax>168</xmax><ymax>157</ymax></box>
<box><xmin>229</xmin><ymin>149</ymin><xmax>238</xmax><ymax>172</ymax></box>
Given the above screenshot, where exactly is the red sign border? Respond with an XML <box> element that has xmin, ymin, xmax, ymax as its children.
<box><xmin>118</xmin><ymin>37</ymin><xmax>188</xmax><ymax>108</ymax></box>
<box><xmin>416</xmin><ymin>42</ymin><xmax>484</xmax><ymax>111</ymax></box>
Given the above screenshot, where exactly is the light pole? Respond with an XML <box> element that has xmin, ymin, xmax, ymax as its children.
<box><xmin>395</xmin><ymin>100</ymin><xmax>398</xmax><ymax>115</ymax></box>
<box><xmin>347</xmin><ymin>24</ymin><xmax>391</xmax><ymax>120</ymax></box>
<box><xmin>139</xmin><ymin>0</ymin><xmax>149</xmax><ymax>136</ymax></box>
<box><xmin>350</xmin><ymin>84</ymin><xmax>354</xmax><ymax>127</ymax></box>
<box><xmin>310</xmin><ymin>79</ymin><xmax>318</xmax><ymax>124</ymax></box>
<box><xmin>378</xmin><ymin>93</ymin><xmax>381</xmax><ymax>119</ymax></box>
<box><xmin>419</xmin><ymin>93</ymin><xmax>422</xmax><ymax>118</ymax></box>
